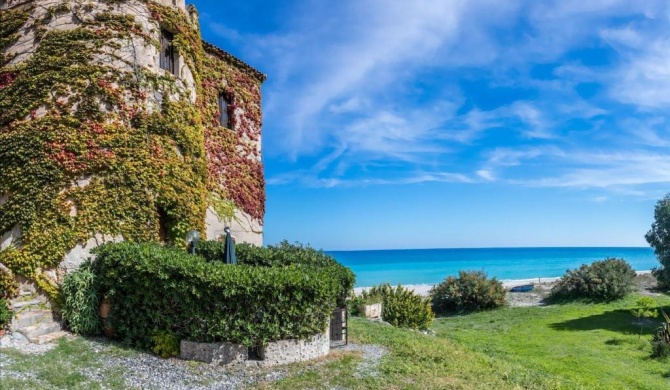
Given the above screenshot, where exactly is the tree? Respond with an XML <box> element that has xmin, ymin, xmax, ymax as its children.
<box><xmin>645</xmin><ymin>194</ymin><xmax>670</xmax><ymax>290</ymax></box>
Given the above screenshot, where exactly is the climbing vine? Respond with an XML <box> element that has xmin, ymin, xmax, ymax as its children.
<box><xmin>200</xmin><ymin>43</ymin><xmax>265</xmax><ymax>222</ymax></box>
<box><xmin>0</xmin><ymin>0</ymin><xmax>265</xmax><ymax>303</ymax></box>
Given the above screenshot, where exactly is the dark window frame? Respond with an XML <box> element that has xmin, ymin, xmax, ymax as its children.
<box><xmin>159</xmin><ymin>29</ymin><xmax>177</xmax><ymax>75</ymax></box>
<box><xmin>218</xmin><ymin>93</ymin><xmax>231</xmax><ymax>129</ymax></box>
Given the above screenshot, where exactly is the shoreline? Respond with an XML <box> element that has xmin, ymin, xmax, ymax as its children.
<box><xmin>354</xmin><ymin>270</ymin><xmax>653</xmax><ymax>297</ymax></box>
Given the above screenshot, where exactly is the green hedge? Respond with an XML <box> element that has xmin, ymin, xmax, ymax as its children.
<box><xmin>92</xmin><ymin>242</ymin><xmax>343</xmax><ymax>349</ymax></box>
<box><xmin>196</xmin><ymin>240</ymin><xmax>355</xmax><ymax>307</ymax></box>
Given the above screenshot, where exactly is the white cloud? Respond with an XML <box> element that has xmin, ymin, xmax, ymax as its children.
<box><xmin>207</xmin><ymin>0</ymin><xmax>670</xmax><ymax>194</ymax></box>
<box><xmin>476</xmin><ymin>170</ymin><xmax>495</xmax><ymax>181</ymax></box>
<box><xmin>328</xmin><ymin>97</ymin><xmax>366</xmax><ymax>114</ymax></box>
<box><xmin>524</xmin><ymin>152</ymin><xmax>670</xmax><ymax>189</ymax></box>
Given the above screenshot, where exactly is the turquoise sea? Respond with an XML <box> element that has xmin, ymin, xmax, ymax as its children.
<box><xmin>327</xmin><ymin>247</ymin><xmax>658</xmax><ymax>287</ymax></box>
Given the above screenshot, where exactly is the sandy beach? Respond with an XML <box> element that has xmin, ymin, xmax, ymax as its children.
<box><xmin>354</xmin><ymin>270</ymin><xmax>653</xmax><ymax>298</ymax></box>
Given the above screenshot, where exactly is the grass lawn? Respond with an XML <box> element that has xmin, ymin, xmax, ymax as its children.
<box><xmin>434</xmin><ymin>294</ymin><xmax>670</xmax><ymax>390</ymax></box>
<box><xmin>3</xmin><ymin>294</ymin><xmax>670</xmax><ymax>389</ymax></box>
<box><xmin>0</xmin><ymin>338</ymin><xmax>129</xmax><ymax>389</ymax></box>
<box><xmin>262</xmin><ymin>293</ymin><xmax>670</xmax><ymax>390</ymax></box>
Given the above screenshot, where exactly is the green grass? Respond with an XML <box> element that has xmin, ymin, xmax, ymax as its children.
<box><xmin>0</xmin><ymin>338</ymin><xmax>129</xmax><ymax>390</ymax></box>
<box><xmin>434</xmin><ymin>294</ymin><xmax>670</xmax><ymax>390</ymax></box>
<box><xmin>4</xmin><ymin>294</ymin><xmax>670</xmax><ymax>389</ymax></box>
<box><xmin>260</xmin><ymin>294</ymin><xmax>670</xmax><ymax>389</ymax></box>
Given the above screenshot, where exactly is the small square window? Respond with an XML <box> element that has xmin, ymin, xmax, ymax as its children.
<box><xmin>159</xmin><ymin>29</ymin><xmax>177</xmax><ymax>75</ymax></box>
<box><xmin>218</xmin><ymin>94</ymin><xmax>230</xmax><ymax>128</ymax></box>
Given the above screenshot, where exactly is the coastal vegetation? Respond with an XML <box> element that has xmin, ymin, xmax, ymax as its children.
<box><xmin>430</xmin><ymin>270</ymin><xmax>506</xmax><ymax>314</ymax></box>
<box><xmin>548</xmin><ymin>258</ymin><xmax>636</xmax><ymax>302</ymax></box>
<box><xmin>3</xmin><ymin>290</ymin><xmax>669</xmax><ymax>389</ymax></box>
<box><xmin>352</xmin><ymin>283</ymin><xmax>434</xmax><ymax>330</ymax></box>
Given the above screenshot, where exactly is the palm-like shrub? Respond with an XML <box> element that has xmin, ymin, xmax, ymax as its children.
<box><xmin>430</xmin><ymin>271</ymin><xmax>506</xmax><ymax>314</ymax></box>
<box><xmin>60</xmin><ymin>261</ymin><xmax>101</xmax><ymax>336</ymax></box>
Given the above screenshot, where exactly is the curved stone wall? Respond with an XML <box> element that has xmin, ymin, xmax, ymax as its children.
<box><xmin>180</xmin><ymin>327</ymin><xmax>330</xmax><ymax>367</ymax></box>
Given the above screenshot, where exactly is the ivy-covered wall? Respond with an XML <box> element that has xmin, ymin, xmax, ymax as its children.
<box><xmin>0</xmin><ymin>0</ymin><xmax>265</xmax><ymax>302</ymax></box>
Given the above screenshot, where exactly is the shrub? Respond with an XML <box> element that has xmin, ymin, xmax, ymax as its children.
<box><xmin>152</xmin><ymin>330</ymin><xmax>180</xmax><ymax>359</ymax></box>
<box><xmin>92</xmin><ymin>242</ymin><xmax>343</xmax><ymax>349</ymax></box>
<box><xmin>430</xmin><ymin>271</ymin><xmax>506</xmax><ymax>314</ymax></box>
<box><xmin>0</xmin><ymin>266</ymin><xmax>19</xmax><ymax>300</ymax></box>
<box><xmin>548</xmin><ymin>258</ymin><xmax>636</xmax><ymax>302</ymax></box>
<box><xmin>196</xmin><ymin>240</ymin><xmax>355</xmax><ymax>307</ymax></box>
<box><xmin>0</xmin><ymin>299</ymin><xmax>13</xmax><ymax>330</ymax></box>
<box><xmin>651</xmin><ymin>310</ymin><xmax>670</xmax><ymax>358</ymax></box>
<box><xmin>365</xmin><ymin>284</ymin><xmax>434</xmax><ymax>330</ymax></box>
<box><xmin>192</xmin><ymin>240</ymin><xmax>226</xmax><ymax>263</ymax></box>
<box><xmin>60</xmin><ymin>261</ymin><xmax>101</xmax><ymax>336</ymax></box>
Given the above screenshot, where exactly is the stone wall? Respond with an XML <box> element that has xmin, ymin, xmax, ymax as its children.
<box><xmin>180</xmin><ymin>327</ymin><xmax>330</xmax><ymax>367</ymax></box>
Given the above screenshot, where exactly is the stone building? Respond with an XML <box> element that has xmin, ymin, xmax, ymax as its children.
<box><xmin>0</xmin><ymin>0</ymin><xmax>265</xmax><ymax>299</ymax></box>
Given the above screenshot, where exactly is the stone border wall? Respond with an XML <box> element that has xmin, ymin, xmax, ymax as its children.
<box><xmin>180</xmin><ymin>327</ymin><xmax>330</xmax><ymax>367</ymax></box>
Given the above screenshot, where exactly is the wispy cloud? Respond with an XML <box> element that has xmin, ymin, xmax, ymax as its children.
<box><xmin>205</xmin><ymin>0</ymin><xmax>670</xmax><ymax>195</ymax></box>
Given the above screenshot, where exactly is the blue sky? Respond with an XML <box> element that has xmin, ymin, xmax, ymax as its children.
<box><xmin>195</xmin><ymin>0</ymin><xmax>670</xmax><ymax>250</ymax></box>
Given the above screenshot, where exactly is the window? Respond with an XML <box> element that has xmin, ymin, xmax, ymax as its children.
<box><xmin>218</xmin><ymin>93</ymin><xmax>230</xmax><ymax>128</ymax></box>
<box><xmin>159</xmin><ymin>29</ymin><xmax>177</xmax><ymax>75</ymax></box>
<box><xmin>157</xmin><ymin>207</ymin><xmax>169</xmax><ymax>243</ymax></box>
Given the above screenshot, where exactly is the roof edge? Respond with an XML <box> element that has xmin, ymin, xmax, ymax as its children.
<box><xmin>202</xmin><ymin>41</ymin><xmax>267</xmax><ymax>83</ymax></box>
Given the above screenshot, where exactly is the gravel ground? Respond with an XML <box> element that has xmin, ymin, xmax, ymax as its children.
<box><xmin>0</xmin><ymin>335</ymin><xmax>387</xmax><ymax>389</ymax></box>
<box><xmin>339</xmin><ymin>343</ymin><xmax>388</xmax><ymax>378</ymax></box>
<box><xmin>0</xmin><ymin>336</ymin><xmax>290</xmax><ymax>389</ymax></box>
<box><xmin>81</xmin><ymin>339</ymin><xmax>292</xmax><ymax>390</ymax></box>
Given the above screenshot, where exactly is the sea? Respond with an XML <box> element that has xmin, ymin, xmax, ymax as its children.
<box><xmin>327</xmin><ymin>247</ymin><xmax>658</xmax><ymax>287</ymax></box>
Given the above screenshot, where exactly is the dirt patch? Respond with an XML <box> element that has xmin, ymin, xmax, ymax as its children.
<box><xmin>506</xmin><ymin>282</ymin><xmax>555</xmax><ymax>307</ymax></box>
<box><xmin>506</xmin><ymin>273</ymin><xmax>660</xmax><ymax>307</ymax></box>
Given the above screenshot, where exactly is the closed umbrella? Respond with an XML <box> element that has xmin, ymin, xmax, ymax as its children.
<box><xmin>223</xmin><ymin>227</ymin><xmax>237</xmax><ymax>264</ymax></box>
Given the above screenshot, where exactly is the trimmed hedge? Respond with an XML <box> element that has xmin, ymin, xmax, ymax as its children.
<box><xmin>196</xmin><ymin>240</ymin><xmax>355</xmax><ymax>307</ymax></box>
<box><xmin>548</xmin><ymin>258</ymin><xmax>636</xmax><ymax>302</ymax></box>
<box><xmin>92</xmin><ymin>242</ymin><xmax>345</xmax><ymax>349</ymax></box>
<box><xmin>430</xmin><ymin>271</ymin><xmax>506</xmax><ymax>314</ymax></box>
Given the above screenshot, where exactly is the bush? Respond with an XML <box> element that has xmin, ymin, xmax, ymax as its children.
<box><xmin>92</xmin><ymin>242</ymin><xmax>344</xmax><ymax>349</ymax></box>
<box><xmin>0</xmin><ymin>266</ymin><xmax>19</xmax><ymax>300</ymax></box>
<box><xmin>196</xmin><ymin>240</ymin><xmax>355</xmax><ymax>307</ymax></box>
<box><xmin>152</xmin><ymin>330</ymin><xmax>180</xmax><ymax>359</ymax></box>
<box><xmin>365</xmin><ymin>284</ymin><xmax>434</xmax><ymax>330</ymax></box>
<box><xmin>548</xmin><ymin>258</ymin><xmax>636</xmax><ymax>302</ymax></box>
<box><xmin>0</xmin><ymin>299</ymin><xmax>13</xmax><ymax>330</ymax></box>
<box><xmin>430</xmin><ymin>271</ymin><xmax>506</xmax><ymax>314</ymax></box>
<box><xmin>60</xmin><ymin>261</ymin><xmax>101</xmax><ymax>336</ymax></box>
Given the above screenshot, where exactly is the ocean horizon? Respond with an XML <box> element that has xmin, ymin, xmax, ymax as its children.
<box><xmin>327</xmin><ymin>247</ymin><xmax>658</xmax><ymax>287</ymax></box>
